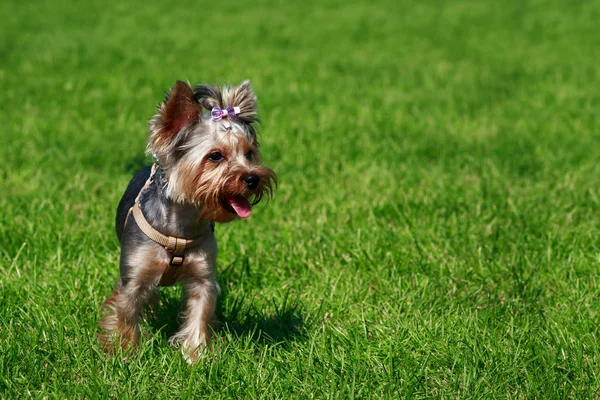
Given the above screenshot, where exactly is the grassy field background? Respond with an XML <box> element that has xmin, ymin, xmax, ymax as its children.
<box><xmin>2</xmin><ymin>0</ymin><xmax>600</xmax><ymax>397</ymax></box>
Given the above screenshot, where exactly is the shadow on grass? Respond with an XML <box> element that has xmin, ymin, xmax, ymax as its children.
<box><xmin>147</xmin><ymin>285</ymin><xmax>305</xmax><ymax>347</ymax></box>
<box><xmin>217</xmin><ymin>291</ymin><xmax>305</xmax><ymax>345</ymax></box>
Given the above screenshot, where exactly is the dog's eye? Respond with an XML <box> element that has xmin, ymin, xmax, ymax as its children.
<box><xmin>245</xmin><ymin>151</ymin><xmax>253</xmax><ymax>161</ymax></box>
<box><xmin>208</xmin><ymin>152</ymin><xmax>223</xmax><ymax>162</ymax></box>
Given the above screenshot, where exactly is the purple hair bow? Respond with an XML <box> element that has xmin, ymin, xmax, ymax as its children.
<box><xmin>211</xmin><ymin>106</ymin><xmax>241</xmax><ymax>121</ymax></box>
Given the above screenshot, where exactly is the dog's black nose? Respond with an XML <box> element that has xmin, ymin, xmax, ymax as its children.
<box><xmin>244</xmin><ymin>175</ymin><xmax>259</xmax><ymax>190</ymax></box>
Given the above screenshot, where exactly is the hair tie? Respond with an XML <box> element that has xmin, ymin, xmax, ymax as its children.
<box><xmin>211</xmin><ymin>106</ymin><xmax>240</xmax><ymax>121</ymax></box>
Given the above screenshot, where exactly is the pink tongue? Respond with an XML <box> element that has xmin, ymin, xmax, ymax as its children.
<box><xmin>227</xmin><ymin>195</ymin><xmax>252</xmax><ymax>218</ymax></box>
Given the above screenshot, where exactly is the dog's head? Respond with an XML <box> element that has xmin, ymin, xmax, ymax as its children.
<box><xmin>148</xmin><ymin>80</ymin><xmax>276</xmax><ymax>223</ymax></box>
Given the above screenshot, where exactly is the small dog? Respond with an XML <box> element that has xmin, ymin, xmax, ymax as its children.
<box><xmin>99</xmin><ymin>80</ymin><xmax>276</xmax><ymax>361</ymax></box>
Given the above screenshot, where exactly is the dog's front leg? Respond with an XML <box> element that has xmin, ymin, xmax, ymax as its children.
<box><xmin>170</xmin><ymin>274</ymin><xmax>219</xmax><ymax>362</ymax></box>
<box><xmin>99</xmin><ymin>242</ymin><xmax>164</xmax><ymax>352</ymax></box>
<box><xmin>99</xmin><ymin>278</ymin><xmax>156</xmax><ymax>351</ymax></box>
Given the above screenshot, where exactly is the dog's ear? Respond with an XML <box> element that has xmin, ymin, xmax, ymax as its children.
<box><xmin>153</xmin><ymin>81</ymin><xmax>199</xmax><ymax>135</ymax></box>
<box><xmin>149</xmin><ymin>81</ymin><xmax>200</xmax><ymax>159</ymax></box>
<box><xmin>161</xmin><ymin>81</ymin><xmax>199</xmax><ymax>133</ymax></box>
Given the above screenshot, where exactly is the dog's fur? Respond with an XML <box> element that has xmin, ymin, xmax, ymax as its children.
<box><xmin>98</xmin><ymin>80</ymin><xmax>276</xmax><ymax>362</ymax></box>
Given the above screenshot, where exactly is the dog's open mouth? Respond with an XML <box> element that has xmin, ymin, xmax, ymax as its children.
<box><xmin>221</xmin><ymin>195</ymin><xmax>252</xmax><ymax>218</ymax></box>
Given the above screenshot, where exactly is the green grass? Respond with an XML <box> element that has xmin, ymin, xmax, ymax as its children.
<box><xmin>1</xmin><ymin>0</ymin><xmax>600</xmax><ymax>397</ymax></box>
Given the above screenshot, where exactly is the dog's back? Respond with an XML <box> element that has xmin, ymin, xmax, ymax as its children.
<box><xmin>115</xmin><ymin>166</ymin><xmax>152</xmax><ymax>242</ymax></box>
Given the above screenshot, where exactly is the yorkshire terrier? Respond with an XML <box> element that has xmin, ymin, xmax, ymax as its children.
<box><xmin>99</xmin><ymin>80</ymin><xmax>276</xmax><ymax>362</ymax></box>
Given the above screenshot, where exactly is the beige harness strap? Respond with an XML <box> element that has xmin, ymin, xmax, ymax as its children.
<box><xmin>125</xmin><ymin>164</ymin><xmax>205</xmax><ymax>286</ymax></box>
<box><xmin>124</xmin><ymin>164</ymin><xmax>158</xmax><ymax>228</ymax></box>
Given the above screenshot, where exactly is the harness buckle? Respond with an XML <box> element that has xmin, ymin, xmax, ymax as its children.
<box><xmin>170</xmin><ymin>254</ymin><xmax>184</xmax><ymax>266</ymax></box>
<box><xmin>167</xmin><ymin>237</ymin><xmax>187</xmax><ymax>266</ymax></box>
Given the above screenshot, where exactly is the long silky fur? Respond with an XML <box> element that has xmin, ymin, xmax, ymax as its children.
<box><xmin>193</xmin><ymin>80</ymin><xmax>260</xmax><ymax>138</ymax></box>
<box><xmin>145</xmin><ymin>80</ymin><xmax>276</xmax><ymax>217</ymax></box>
<box><xmin>101</xmin><ymin>79</ymin><xmax>277</xmax><ymax>362</ymax></box>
